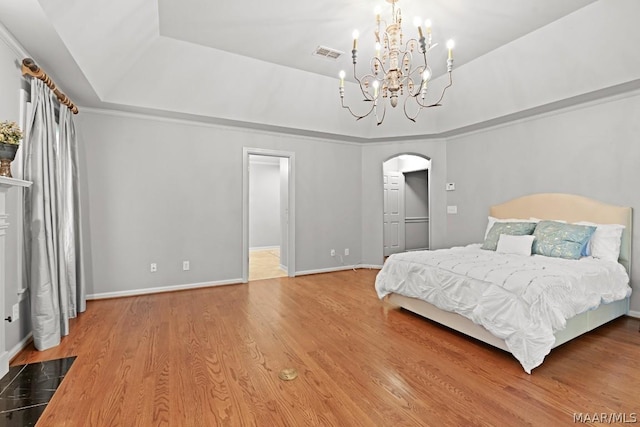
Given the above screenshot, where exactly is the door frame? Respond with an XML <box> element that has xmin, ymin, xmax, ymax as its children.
<box><xmin>382</xmin><ymin>153</ymin><xmax>432</xmax><ymax>255</ymax></box>
<box><xmin>242</xmin><ymin>147</ymin><xmax>296</xmax><ymax>282</ymax></box>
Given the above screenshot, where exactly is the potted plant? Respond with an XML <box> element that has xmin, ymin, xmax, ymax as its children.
<box><xmin>0</xmin><ymin>120</ymin><xmax>22</xmax><ymax>178</ymax></box>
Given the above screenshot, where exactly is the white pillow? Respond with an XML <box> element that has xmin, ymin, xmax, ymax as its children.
<box><xmin>496</xmin><ymin>234</ymin><xmax>535</xmax><ymax>256</ymax></box>
<box><xmin>484</xmin><ymin>216</ymin><xmax>530</xmax><ymax>239</ymax></box>
<box><xmin>574</xmin><ymin>221</ymin><xmax>625</xmax><ymax>262</ymax></box>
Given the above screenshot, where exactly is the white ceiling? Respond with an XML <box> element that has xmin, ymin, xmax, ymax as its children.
<box><xmin>157</xmin><ymin>0</ymin><xmax>597</xmax><ymax>81</ymax></box>
<box><xmin>0</xmin><ymin>0</ymin><xmax>600</xmax><ymax>138</ymax></box>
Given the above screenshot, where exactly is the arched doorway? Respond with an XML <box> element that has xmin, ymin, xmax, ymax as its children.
<box><xmin>382</xmin><ymin>154</ymin><xmax>431</xmax><ymax>256</ymax></box>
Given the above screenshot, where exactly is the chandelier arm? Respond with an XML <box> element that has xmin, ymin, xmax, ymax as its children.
<box><xmin>370</xmin><ymin>57</ymin><xmax>388</xmax><ymax>78</ymax></box>
<box><xmin>353</xmin><ymin>64</ymin><xmax>376</xmax><ymax>101</ymax></box>
<box><xmin>413</xmin><ymin>72</ymin><xmax>453</xmax><ymax>108</ymax></box>
<box><xmin>375</xmin><ymin>102</ymin><xmax>386</xmax><ymax>126</ymax></box>
<box><xmin>429</xmin><ymin>72</ymin><xmax>453</xmax><ymax>106</ymax></box>
<box><xmin>405</xmin><ymin>76</ymin><xmax>422</xmax><ymax>98</ymax></box>
<box><xmin>403</xmin><ymin>92</ymin><xmax>421</xmax><ymax>122</ymax></box>
<box><xmin>401</xmin><ymin>47</ymin><xmax>432</xmax><ymax>99</ymax></box>
<box><xmin>403</xmin><ymin>38</ymin><xmax>420</xmax><ymax>54</ymax></box>
<box><xmin>341</xmin><ymin>97</ymin><xmax>376</xmax><ymax>121</ymax></box>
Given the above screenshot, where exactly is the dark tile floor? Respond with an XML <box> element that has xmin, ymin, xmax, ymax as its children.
<box><xmin>0</xmin><ymin>357</ymin><xmax>75</xmax><ymax>427</ymax></box>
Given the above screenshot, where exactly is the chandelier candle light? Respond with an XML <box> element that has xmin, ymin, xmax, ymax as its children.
<box><xmin>339</xmin><ymin>0</ymin><xmax>455</xmax><ymax>125</ymax></box>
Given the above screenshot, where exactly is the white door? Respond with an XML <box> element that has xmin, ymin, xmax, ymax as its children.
<box><xmin>279</xmin><ymin>158</ymin><xmax>289</xmax><ymax>272</ymax></box>
<box><xmin>383</xmin><ymin>172</ymin><xmax>405</xmax><ymax>256</ymax></box>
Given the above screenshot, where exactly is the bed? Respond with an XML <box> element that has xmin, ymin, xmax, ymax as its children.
<box><xmin>375</xmin><ymin>193</ymin><xmax>633</xmax><ymax>373</ymax></box>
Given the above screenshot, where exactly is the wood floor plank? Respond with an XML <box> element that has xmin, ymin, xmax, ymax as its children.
<box><xmin>11</xmin><ymin>269</ymin><xmax>640</xmax><ymax>426</ymax></box>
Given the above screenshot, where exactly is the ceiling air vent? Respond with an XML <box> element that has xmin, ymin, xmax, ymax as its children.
<box><xmin>313</xmin><ymin>46</ymin><xmax>343</xmax><ymax>60</ymax></box>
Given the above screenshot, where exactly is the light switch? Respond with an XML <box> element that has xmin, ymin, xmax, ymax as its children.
<box><xmin>447</xmin><ymin>205</ymin><xmax>458</xmax><ymax>214</ymax></box>
<box><xmin>446</xmin><ymin>183</ymin><xmax>456</xmax><ymax>191</ymax></box>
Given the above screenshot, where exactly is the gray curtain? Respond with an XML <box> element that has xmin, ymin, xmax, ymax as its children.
<box><xmin>22</xmin><ymin>79</ymin><xmax>86</xmax><ymax>351</ymax></box>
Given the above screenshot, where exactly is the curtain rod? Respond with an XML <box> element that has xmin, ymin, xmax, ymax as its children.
<box><xmin>21</xmin><ymin>58</ymin><xmax>79</xmax><ymax>114</ymax></box>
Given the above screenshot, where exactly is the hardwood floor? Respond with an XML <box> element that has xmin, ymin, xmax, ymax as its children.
<box><xmin>12</xmin><ymin>269</ymin><xmax>639</xmax><ymax>426</ymax></box>
<box><xmin>249</xmin><ymin>248</ymin><xmax>287</xmax><ymax>281</ymax></box>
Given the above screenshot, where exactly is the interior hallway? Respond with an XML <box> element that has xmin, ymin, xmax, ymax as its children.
<box><xmin>249</xmin><ymin>248</ymin><xmax>287</xmax><ymax>281</ymax></box>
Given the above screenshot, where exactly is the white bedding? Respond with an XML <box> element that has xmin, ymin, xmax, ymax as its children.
<box><xmin>375</xmin><ymin>245</ymin><xmax>631</xmax><ymax>373</ymax></box>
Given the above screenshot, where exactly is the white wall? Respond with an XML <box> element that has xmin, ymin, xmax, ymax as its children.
<box><xmin>0</xmin><ymin>27</ymin><xmax>31</xmax><ymax>355</ymax></box>
<box><xmin>249</xmin><ymin>159</ymin><xmax>280</xmax><ymax>249</ymax></box>
<box><xmin>445</xmin><ymin>91</ymin><xmax>640</xmax><ymax>313</ymax></box>
<box><xmin>75</xmin><ymin>109</ymin><xmax>363</xmax><ymax>296</ymax></box>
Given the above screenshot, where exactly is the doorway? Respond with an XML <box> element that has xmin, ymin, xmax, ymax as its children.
<box><xmin>242</xmin><ymin>148</ymin><xmax>295</xmax><ymax>282</ymax></box>
<box><xmin>383</xmin><ymin>154</ymin><xmax>431</xmax><ymax>256</ymax></box>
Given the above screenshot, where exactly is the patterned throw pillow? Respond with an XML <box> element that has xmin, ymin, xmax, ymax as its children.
<box><xmin>532</xmin><ymin>220</ymin><xmax>596</xmax><ymax>260</ymax></box>
<box><xmin>481</xmin><ymin>222</ymin><xmax>537</xmax><ymax>251</ymax></box>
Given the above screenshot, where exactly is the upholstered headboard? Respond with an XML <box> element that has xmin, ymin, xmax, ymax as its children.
<box><xmin>490</xmin><ymin>193</ymin><xmax>633</xmax><ymax>276</ymax></box>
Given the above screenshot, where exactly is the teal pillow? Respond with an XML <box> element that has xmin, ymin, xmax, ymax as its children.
<box><xmin>532</xmin><ymin>221</ymin><xmax>596</xmax><ymax>260</ymax></box>
<box><xmin>482</xmin><ymin>222</ymin><xmax>537</xmax><ymax>251</ymax></box>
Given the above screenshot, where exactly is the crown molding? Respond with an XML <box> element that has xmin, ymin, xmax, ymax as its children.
<box><xmin>79</xmin><ymin>78</ymin><xmax>640</xmax><ymax>147</ymax></box>
<box><xmin>0</xmin><ymin>21</ymin><xmax>29</xmax><ymax>59</ymax></box>
<box><xmin>79</xmin><ymin>106</ymin><xmax>368</xmax><ymax>147</ymax></box>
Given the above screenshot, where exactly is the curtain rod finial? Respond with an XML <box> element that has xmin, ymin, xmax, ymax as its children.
<box><xmin>22</xmin><ymin>58</ymin><xmax>39</xmax><ymax>73</ymax></box>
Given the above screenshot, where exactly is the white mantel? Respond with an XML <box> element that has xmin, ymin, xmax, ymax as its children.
<box><xmin>0</xmin><ymin>176</ymin><xmax>31</xmax><ymax>379</ymax></box>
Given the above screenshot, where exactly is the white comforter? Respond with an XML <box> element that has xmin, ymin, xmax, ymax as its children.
<box><xmin>375</xmin><ymin>245</ymin><xmax>631</xmax><ymax>373</ymax></box>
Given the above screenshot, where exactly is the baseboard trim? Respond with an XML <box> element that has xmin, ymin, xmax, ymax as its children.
<box><xmin>296</xmin><ymin>264</ymin><xmax>382</xmax><ymax>276</ymax></box>
<box><xmin>356</xmin><ymin>264</ymin><xmax>383</xmax><ymax>270</ymax></box>
<box><xmin>87</xmin><ymin>278</ymin><xmax>243</xmax><ymax>300</ymax></box>
<box><xmin>628</xmin><ymin>310</ymin><xmax>640</xmax><ymax>319</ymax></box>
<box><xmin>85</xmin><ymin>266</ymin><xmax>382</xmax><ymax>299</ymax></box>
<box><xmin>8</xmin><ymin>333</ymin><xmax>33</xmax><ymax>362</ymax></box>
<box><xmin>250</xmin><ymin>246</ymin><xmax>280</xmax><ymax>252</ymax></box>
<box><xmin>296</xmin><ymin>265</ymin><xmax>358</xmax><ymax>276</ymax></box>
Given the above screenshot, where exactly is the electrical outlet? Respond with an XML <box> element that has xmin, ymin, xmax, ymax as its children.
<box><xmin>447</xmin><ymin>205</ymin><xmax>458</xmax><ymax>214</ymax></box>
<box><xmin>330</xmin><ymin>249</ymin><xmax>336</xmax><ymax>257</ymax></box>
<box><xmin>183</xmin><ymin>261</ymin><xmax>190</xmax><ymax>271</ymax></box>
<box><xmin>12</xmin><ymin>304</ymin><xmax>19</xmax><ymax>321</ymax></box>
<box><xmin>344</xmin><ymin>248</ymin><xmax>349</xmax><ymax>256</ymax></box>
<box><xmin>150</xmin><ymin>263</ymin><xmax>157</xmax><ymax>272</ymax></box>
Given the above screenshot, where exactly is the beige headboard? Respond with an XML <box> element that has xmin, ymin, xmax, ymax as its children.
<box><xmin>490</xmin><ymin>193</ymin><xmax>633</xmax><ymax>275</ymax></box>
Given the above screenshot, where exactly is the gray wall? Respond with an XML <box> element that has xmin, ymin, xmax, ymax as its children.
<box><xmin>0</xmin><ymin>37</ymin><xmax>31</xmax><ymax>355</ymax></box>
<box><xmin>248</xmin><ymin>159</ymin><xmax>280</xmax><ymax>249</ymax></box>
<box><xmin>446</xmin><ymin>91</ymin><xmax>640</xmax><ymax>312</ymax></box>
<box><xmin>75</xmin><ymin>110</ymin><xmax>363</xmax><ymax>295</ymax></box>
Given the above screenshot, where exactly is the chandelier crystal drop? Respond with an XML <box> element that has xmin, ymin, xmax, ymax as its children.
<box><xmin>339</xmin><ymin>0</ymin><xmax>455</xmax><ymax>125</ymax></box>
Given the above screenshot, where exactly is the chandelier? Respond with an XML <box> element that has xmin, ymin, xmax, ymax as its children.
<box><xmin>339</xmin><ymin>0</ymin><xmax>455</xmax><ymax>125</ymax></box>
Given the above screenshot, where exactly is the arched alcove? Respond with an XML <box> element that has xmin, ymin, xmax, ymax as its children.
<box><xmin>382</xmin><ymin>154</ymin><xmax>431</xmax><ymax>256</ymax></box>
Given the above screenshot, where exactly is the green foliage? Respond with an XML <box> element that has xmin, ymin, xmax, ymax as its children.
<box><xmin>0</xmin><ymin>120</ymin><xmax>22</xmax><ymax>145</ymax></box>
